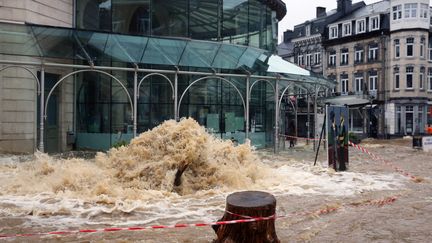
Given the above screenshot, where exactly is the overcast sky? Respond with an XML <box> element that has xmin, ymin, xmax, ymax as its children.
<box><xmin>278</xmin><ymin>0</ymin><xmax>379</xmax><ymax>43</ymax></box>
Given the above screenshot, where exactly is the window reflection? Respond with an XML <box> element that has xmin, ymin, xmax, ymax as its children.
<box><xmin>76</xmin><ymin>0</ymin><xmax>276</xmax><ymax>50</ymax></box>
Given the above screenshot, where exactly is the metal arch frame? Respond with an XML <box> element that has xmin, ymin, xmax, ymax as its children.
<box><xmin>0</xmin><ymin>65</ymin><xmax>41</xmax><ymax>94</ymax></box>
<box><xmin>0</xmin><ymin>59</ymin><xmax>336</xmax><ymax>154</ymax></box>
<box><xmin>134</xmin><ymin>72</ymin><xmax>175</xmax><ymax>136</ymax></box>
<box><xmin>177</xmin><ymin>75</ymin><xmax>247</xmax><ymax>131</ymax></box>
<box><xmin>137</xmin><ymin>73</ymin><xmax>174</xmax><ymax>99</ymax></box>
<box><xmin>249</xmin><ymin>79</ymin><xmax>276</xmax><ymax>97</ymax></box>
<box><xmin>44</xmin><ymin>69</ymin><xmax>133</xmax><ymax>119</ymax></box>
<box><xmin>0</xmin><ymin>65</ymin><xmax>42</xmax><ymax>153</ymax></box>
<box><xmin>42</xmin><ymin>69</ymin><xmax>134</xmax><ymax>152</ymax></box>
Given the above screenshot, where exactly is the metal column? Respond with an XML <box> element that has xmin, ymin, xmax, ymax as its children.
<box><xmin>295</xmin><ymin>91</ymin><xmax>298</xmax><ymax>144</ymax></box>
<box><xmin>245</xmin><ymin>76</ymin><xmax>250</xmax><ymax>140</ymax></box>
<box><xmin>307</xmin><ymin>92</ymin><xmax>310</xmax><ymax>145</ymax></box>
<box><xmin>39</xmin><ymin>67</ymin><xmax>45</xmax><ymax>152</ymax></box>
<box><xmin>133</xmin><ymin>71</ymin><xmax>138</xmax><ymax>137</ymax></box>
<box><xmin>174</xmin><ymin>72</ymin><xmax>179</xmax><ymax>121</ymax></box>
<box><xmin>274</xmin><ymin>80</ymin><xmax>279</xmax><ymax>154</ymax></box>
<box><xmin>313</xmin><ymin>85</ymin><xmax>318</xmax><ymax>151</ymax></box>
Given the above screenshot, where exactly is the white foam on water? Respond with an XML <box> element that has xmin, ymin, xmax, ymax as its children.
<box><xmin>0</xmin><ymin>119</ymin><xmax>408</xmax><ymax>229</ymax></box>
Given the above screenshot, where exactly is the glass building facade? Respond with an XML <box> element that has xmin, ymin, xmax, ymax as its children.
<box><xmin>72</xmin><ymin>0</ymin><xmax>284</xmax><ymax>149</ymax></box>
<box><xmin>76</xmin><ymin>0</ymin><xmax>277</xmax><ymax>51</ymax></box>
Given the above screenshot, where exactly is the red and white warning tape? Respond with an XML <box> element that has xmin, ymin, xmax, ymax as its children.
<box><xmin>0</xmin><ymin>216</ymin><xmax>276</xmax><ymax>239</ymax></box>
<box><xmin>0</xmin><ymin>196</ymin><xmax>398</xmax><ymax>239</ymax></box>
<box><xmin>348</xmin><ymin>141</ymin><xmax>421</xmax><ymax>182</ymax></box>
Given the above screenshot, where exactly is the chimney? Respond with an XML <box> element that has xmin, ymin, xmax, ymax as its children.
<box><xmin>316</xmin><ymin>7</ymin><xmax>326</xmax><ymax>18</ymax></box>
<box><xmin>337</xmin><ymin>0</ymin><xmax>352</xmax><ymax>13</ymax></box>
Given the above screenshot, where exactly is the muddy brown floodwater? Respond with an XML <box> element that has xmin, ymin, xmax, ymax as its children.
<box><xmin>0</xmin><ymin>120</ymin><xmax>431</xmax><ymax>242</ymax></box>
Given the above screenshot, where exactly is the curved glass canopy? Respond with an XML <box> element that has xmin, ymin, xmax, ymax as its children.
<box><xmin>0</xmin><ymin>22</ymin><xmax>335</xmax><ymax>87</ymax></box>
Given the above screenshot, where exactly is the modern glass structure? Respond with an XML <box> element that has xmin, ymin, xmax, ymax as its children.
<box><xmin>0</xmin><ymin>0</ymin><xmax>335</xmax><ymax>153</ymax></box>
<box><xmin>76</xmin><ymin>0</ymin><xmax>281</xmax><ymax>51</ymax></box>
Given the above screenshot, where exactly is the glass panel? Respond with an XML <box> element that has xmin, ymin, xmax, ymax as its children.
<box><xmin>222</xmin><ymin>0</ymin><xmax>249</xmax><ymax>46</ymax></box>
<box><xmin>189</xmin><ymin>0</ymin><xmax>219</xmax><ymax>40</ymax></box>
<box><xmin>179</xmin><ymin>41</ymin><xmax>220</xmax><ymax>68</ymax></box>
<box><xmin>213</xmin><ymin>44</ymin><xmax>247</xmax><ymax>69</ymax></box>
<box><xmin>0</xmin><ymin>24</ymin><xmax>41</xmax><ymax>57</ymax></box>
<box><xmin>112</xmin><ymin>0</ymin><xmax>150</xmax><ymax>35</ymax></box>
<box><xmin>76</xmin><ymin>0</ymin><xmax>112</xmax><ymax>31</ymax></box>
<box><xmin>31</xmin><ymin>26</ymin><xmax>79</xmax><ymax>59</ymax></box>
<box><xmin>238</xmin><ymin>47</ymin><xmax>266</xmax><ymax>69</ymax></box>
<box><xmin>248</xmin><ymin>0</ymin><xmax>265</xmax><ymax>49</ymax></box>
<box><xmin>141</xmin><ymin>37</ymin><xmax>187</xmax><ymax>65</ymax></box>
<box><xmin>152</xmin><ymin>0</ymin><xmax>189</xmax><ymax>37</ymax></box>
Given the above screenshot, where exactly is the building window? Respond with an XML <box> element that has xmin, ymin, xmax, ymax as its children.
<box><xmin>420</xmin><ymin>3</ymin><xmax>429</xmax><ymax>18</ymax></box>
<box><xmin>329</xmin><ymin>25</ymin><xmax>338</xmax><ymax>39</ymax></box>
<box><xmin>356</xmin><ymin>19</ymin><xmax>366</xmax><ymax>33</ymax></box>
<box><xmin>340</xmin><ymin>49</ymin><xmax>349</xmax><ymax>65</ymax></box>
<box><xmin>406</xmin><ymin>38</ymin><xmax>414</xmax><ymax>57</ymax></box>
<box><xmin>298</xmin><ymin>55</ymin><xmax>304</xmax><ymax>66</ymax></box>
<box><xmin>369</xmin><ymin>16</ymin><xmax>380</xmax><ymax>31</ymax></box>
<box><xmin>429</xmin><ymin>47</ymin><xmax>432</xmax><ymax>61</ymax></box>
<box><xmin>420</xmin><ymin>38</ymin><xmax>425</xmax><ymax>58</ymax></box>
<box><xmin>368</xmin><ymin>45</ymin><xmax>378</xmax><ymax>61</ymax></box>
<box><xmin>329</xmin><ymin>51</ymin><xmax>337</xmax><ymax>66</ymax></box>
<box><xmin>355</xmin><ymin>77</ymin><xmax>364</xmax><ymax>93</ymax></box>
<box><xmin>420</xmin><ymin>67</ymin><xmax>425</xmax><ymax>89</ymax></box>
<box><xmin>393</xmin><ymin>4</ymin><xmax>402</xmax><ymax>20</ymax></box>
<box><xmin>305</xmin><ymin>24</ymin><xmax>311</xmax><ymax>36</ymax></box>
<box><xmin>394</xmin><ymin>39</ymin><xmax>400</xmax><ymax>58</ymax></box>
<box><xmin>355</xmin><ymin>48</ymin><xmax>364</xmax><ymax>63</ymax></box>
<box><xmin>405</xmin><ymin>3</ymin><xmax>418</xmax><ymax>18</ymax></box>
<box><xmin>428</xmin><ymin>68</ymin><xmax>432</xmax><ymax>91</ymax></box>
<box><xmin>306</xmin><ymin>53</ymin><xmax>312</xmax><ymax>67</ymax></box>
<box><xmin>342</xmin><ymin>22</ymin><xmax>351</xmax><ymax>36</ymax></box>
<box><xmin>341</xmin><ymin>78</ymin><xmax>349</xmax><ymax>94</ymax></box>
<box><xmin>406</xmin><ymin>66</ymin><xmax>414</xmax><ymax>89</ymax></box>
<box><xmin>314</xmin><ymin>52</ymin><xmax>321</xmax><ymax>65</ymax></box>
<box><xmin>394</xmin><ymin>67</ymin><xmax>400</xmax><ymax>90</ymax></box>
<box><xmin>369</xmin><ymin>74</ymin><xmax>378</xmax><ymax>91</ymax></box>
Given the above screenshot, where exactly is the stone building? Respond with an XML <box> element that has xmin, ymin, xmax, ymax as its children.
<box><xmin>279</xmin><ymin>0</ymin><xmax>432</xmax><ymax>137</ymax></box>
<box><xmin>0</xmin><ymin>0</ymin><xmax>74</xmax><ymax>153</ymax></box>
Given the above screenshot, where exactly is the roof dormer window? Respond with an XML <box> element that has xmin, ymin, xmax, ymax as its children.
<box><xmin>329</xmin><ymin>25</ymin><xmax>338</xmax><ymax>39</ymax></box>
<box><xmin>370</xmin><ymin>16</ymin><xmax>380</xmax><ymax>31</ymax></box>
<box><xmin>342</xmin><ymin>22</ymin><xmax>352</xmax><ymax>37</ymax></box>
<box><xmin>305</xmin><ymin>24</ymin><xmax>311</xmax><ymax>36</ymax></box>
<box><xmin>356</xmin><ymin>19</ymin><xmax>366</xmax><ymax>34</ymax></box>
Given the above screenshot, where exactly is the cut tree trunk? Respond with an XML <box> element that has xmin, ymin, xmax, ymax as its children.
<box><xmin>213</xmin><ymin>191</ymin><xmax>279</xmax><ymax>243</ymax></box>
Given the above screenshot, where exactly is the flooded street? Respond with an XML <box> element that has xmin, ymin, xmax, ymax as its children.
<box><xmin>0</xmin><ymin>120</ymin><xmax>431</xmax><ymax>242</ymax></box>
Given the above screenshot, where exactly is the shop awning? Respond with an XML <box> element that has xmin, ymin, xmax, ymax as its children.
<box><xmin>325</xmin><ymin>95</ymin><xmax>371</xmax><ymax>107</ymax></box>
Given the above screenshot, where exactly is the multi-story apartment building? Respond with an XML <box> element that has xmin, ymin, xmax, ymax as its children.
<box><xmin>279</xmin><ymin>0</ymin><xmax>432</xmax><ymax>137</ymax></box>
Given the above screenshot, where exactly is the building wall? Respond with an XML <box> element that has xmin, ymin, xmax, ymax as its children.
<box><xmin>0</xmin><ymin>55</ymin><xmax>39</xmax><ymax>153</ymax></box>
<box><xmin>0</xmin><ymin>0</ymin><xmax>73</xmax><ymax>26</ymax></box>
<box><xmin>324</xmin><ymin>36</ymin><xmax>385</xmax><ymax>97</ymax></box>
<box><xmin>0</xmin><ymin>0</ymin><xmax>74</xmax><ymax>153</ymax></box>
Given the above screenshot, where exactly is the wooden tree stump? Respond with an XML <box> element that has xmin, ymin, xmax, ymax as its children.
<box><xmin>213</xmin><ymin>191</ymin><xmax>280</xmax><ymax>243</ymax></box>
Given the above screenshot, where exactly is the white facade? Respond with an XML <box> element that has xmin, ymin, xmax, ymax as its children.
<box><xmin>390</xmin><ymin>0</ymin><xmax>430</xmax><ymax>31</ymax></box>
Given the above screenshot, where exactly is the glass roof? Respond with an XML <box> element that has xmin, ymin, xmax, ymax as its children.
<box><xmin>0</xmin><ymin>23</ymin><xmax>335</xmax><ymax>88</ymax></box>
